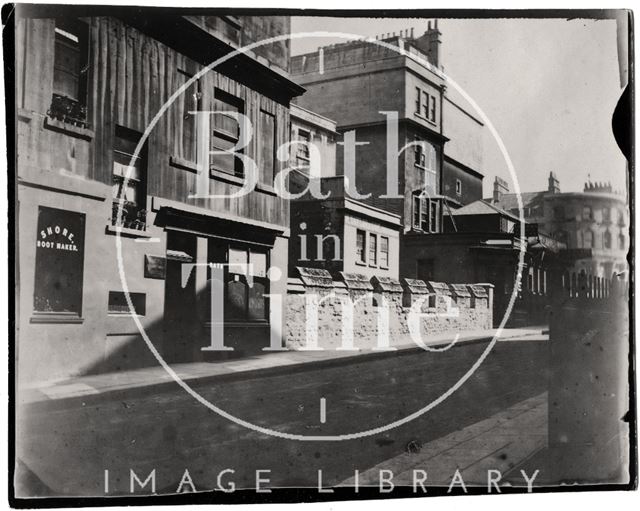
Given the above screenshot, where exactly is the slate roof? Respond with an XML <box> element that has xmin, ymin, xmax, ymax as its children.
<box><xmin>485</xmin><ymin>191</ymin><xmax>548</xmax><ymax>214</ymax></box>
<box><xmin>451</xmin><ymin>199</ymin><xmax>521</xmax><ymax>222</ymax></box>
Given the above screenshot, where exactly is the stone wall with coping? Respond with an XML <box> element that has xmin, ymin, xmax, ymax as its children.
<box><xmin>285</xmin><ymin>267</ymin><xmax>493</xmax><ymax>351</ymax></box>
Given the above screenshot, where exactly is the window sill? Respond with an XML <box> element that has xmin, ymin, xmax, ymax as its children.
<box><xmin>108</xmin><ymin>312</ymin><xmax>145</xmax><ymax>317</ymax></box>
<box><xmin>256</xmin><ymin>182</ymin><xmax>277</xmax><ymax>196</ymax></box>
<box><xmin>43</xmin><ymin>116</ymin><xmax>94</xmax><ymax>141</ymax></box>
<box><xmin>169</xmin><ymin>155</ymin><xmax>200</xmax><ymax>174</ymax></box>
<box><xmin>414</xmin><ymin>112</ymin><xmax>438</xmax><ymax>127</ymax></box>
<box><xmin>210</xmin><ymin>167</ymin><xmax>246</xmax><ymax>187</ymax></box>
<box><xmin>209</xmin><ymin>169</ymin><xmax>277</xmax><ymax>196</ymax></box>
<box><xmin>355</xmin><ymin>260</ymin><xmax>367</xmax><ymax>266</ymax></box>
<box><xmin>30</xmin><ymin>312</ymin><xmax>84</xmax><ymax>324</ymax></box>
<box><xmin>105</xmin><ymin>224</ymin><xmax>152</xmax><ymax>238</ymax></box>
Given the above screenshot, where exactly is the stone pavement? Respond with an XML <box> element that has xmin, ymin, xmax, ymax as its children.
<box><xmin>20</xmin><ymin>326</ymin><xmax>547</xmax><ymax>406</ymax></box>
<box><xmin>338</xmin><ymin>392</ymin><xmax>548</xmax><ymax>488</ymax></box>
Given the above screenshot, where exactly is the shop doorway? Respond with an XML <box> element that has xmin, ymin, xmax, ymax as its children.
<box><xmin>163</xmin><ymin>230</ymin><xmax>198</xmax><ymax>363</ymax></box>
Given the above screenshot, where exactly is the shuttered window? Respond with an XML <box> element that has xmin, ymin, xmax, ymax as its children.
<box><xmin>258</xmin><ymin>110</ymin><xmax>276</xmax><ymax>185</ymax></box>
<box><xmin>210</xmin><ymin>89</ymin><xmax>244</xmax><ymax>176</ymax></box>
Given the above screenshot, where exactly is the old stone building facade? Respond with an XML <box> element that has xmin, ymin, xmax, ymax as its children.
<box><xmin>15</xmin><ymin>7</ymin><xmax>304</xmax><ymax>381</ymax></box>
<box><xmin>489</xmin><ymin>173</ymin><xmax>629</xmax><ymax>279</ymax></box>
<box><xmin>290</xmin><ymin>22</ymin><xmax>485</xmax><ymax>284</ymax></box>
<box><xmin>288</xmin><ymin>105</ymin><xmax>402</xmax><ymax>279</ymax></box>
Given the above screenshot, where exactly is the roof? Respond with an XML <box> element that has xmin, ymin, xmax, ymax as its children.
<box><xmin>450</xmin><ymin>200</ymin><xmax>521</xmax><ymax>222</ymax></box>
<box><xmin>487</xmin><ymin>191</ymin><xmax>548</xmax><ymax>213</ymax></box>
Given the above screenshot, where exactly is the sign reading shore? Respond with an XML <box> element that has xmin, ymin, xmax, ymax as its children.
<box><xmin>33</xmin><ymin>206</ymin><xmax>85</xmax><ymax>315</ymax></box>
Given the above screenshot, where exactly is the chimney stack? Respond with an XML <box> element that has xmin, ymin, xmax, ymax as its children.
<box><xmin>493</xmin><ymin>176</ymin><xmax>509</xmax><ymax>204</ymax></box>
<box><xmin>547</xmin><ymin>171</ymin><xmax>560</xmax><ymax>193</ymax></box>
<box><xmin>412</xmin><ymin>20</ymin><xmax>442</xmax><ymax>67</ymax></box>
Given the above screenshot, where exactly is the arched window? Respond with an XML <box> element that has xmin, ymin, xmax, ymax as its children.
<box><xmin>583</xmin><ymin>230</ymin><xmax>594</xmax><ymax>248</ymax></box>
<box><xmin>604</xmin><ymin>230</ymin><xmax>612</xmax><ymax>249</ymax></box>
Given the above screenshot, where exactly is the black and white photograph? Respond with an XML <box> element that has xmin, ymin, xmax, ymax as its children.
<box><xmin>3</xmin><ymin>2</ymin><xmax>636</xmax><ymax>506</ymax></box>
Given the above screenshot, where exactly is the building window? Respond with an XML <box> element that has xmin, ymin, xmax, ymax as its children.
<box><xmin>602</xmin><ymin>207</ymin><xmax>610</xmax><ymax>223</ymax></box>
<box><xmin>356</xmin><ymin>229</ymin><xmax>366</xmax><ymax>264</ymax></box>
<box><xmin>582</xmin><ymin>206</ymin><xmax>593</xmax><ymax>221</ymax></box>
<box><xmin>413</xmin><ymin>193</ymin><xmax>440</xmax><ymax>233</ymax></box>
<box><xmin>420</xmin><ymin>196</ymin><xmax>428</xmax><ymax>231</ymax></box>
<box><xmin>176</xmin><ymin>69</ymin><xmax>201</xmax><ymax>163</ymax></box>
<box><xmin>108</xmin><ymin>291</ymin><xmax>146</xmax><ymax>315</ymax></box>
<box><xmin>619</xmin><ymin>233</ymin><xmax>625</xmax><ymax>250</ymax></box>
<box><xmin>380</xmin><ymin>236</ymin><xmax>389</xmax><ymax>269</ymax></box>
<box><xmin>112</xmin><ymin>126</ymin><xmax>147</xmax><ymax>229</ymax></box>
<box><xmin>414</xmin><ymin>88</ymin><xmax>437</xmax><ymax>123</ymax></box>
<box><xmin>415</xmin><ymin>139</ymin><xmax>437</xmax><ymax>194</ymax></box>
<box><xmin>49</xmin><ymin>19</ymin><xmax>90</xmax><ymax>127</ymax></box>
<box><xmin>430</xmin><ymin>95</ymin><xmax>437</xmax><ymax>122</ymax></box>
<box><xmin>33</xmin><ymin>207</ymin><xmax>85</xmax><ymax>316</ymax></box>
<box><xmin>604</xmin><ymin>230</ymin><xmax>612</xmax><ymax>249</ymax></box>
<box><xmin>583</xmin><ymin>230</ymin><xmax>594</xmax><ymax>248</ymax></box>
<box><xmin>209</xmin><ymin>243</ymin><xmax>269</xmax><ymax>322</ymax></box>
<box><xmin>294</xmin><ymin>128</ymin><xmax>311</xmax><ymax>170</ymax></box>
<box><xmin>429</xmin><ymin>200</ymin><xmax>439</xmax><ymax>232</ymax></box>
<box><xmin>422</xmin><ymin>91</ymin><xmax>430</xmax><ymax>119</ymax></box>
<box><xmin>411</xmin><ymin>195</ymin><xmax>420</xmax><ymax>230</ymax></box>
<box><xmin>414</xmin><ymin>139</ymin><xmax>426</xmax><ymax>167</ymax></box>
<box><xmin>618</xmin><ymin>208</ymin><xmax>626</xmax><ymax>226</ymax></box>
<box><xmin>369</xmin><ymin>233</ymin><xmax>378</xmax><ymax>266</ymax></box>
<box><xmin>455</xmin><ymin>179</ymin><xmax>462</xmax><ymax>196</ymax></box>
<box><xmin>210</xmin><ymin>88</ymin><xmax>244</xmax><ymax>177</ymax></box>
<box><xmin>258</xmin><ymin>110</ymin><xmax>276</xmax><ymax>185</ymax></box>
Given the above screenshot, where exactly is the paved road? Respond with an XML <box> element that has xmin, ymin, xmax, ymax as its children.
<box><xmin>16</xmin><ymin>338</ymin><xmax>548</xmax><ymax>496</ymax></box>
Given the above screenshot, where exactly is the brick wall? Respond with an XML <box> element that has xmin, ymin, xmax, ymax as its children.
<box><xmin>285</xmin><ymin>268</ymin><xmax>492</xmax><ymax>350</ymax></box>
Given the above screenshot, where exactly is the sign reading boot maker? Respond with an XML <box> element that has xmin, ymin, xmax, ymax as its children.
<box><xmin>33</xmin><ymin>206</ymin><xmax>86</xmax><ymax>316</ymax></box>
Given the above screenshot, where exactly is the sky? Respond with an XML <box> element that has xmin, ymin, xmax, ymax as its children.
<box><xmin>290</xmin><ymin>16</ymin><xmax>628</xmax><ymax>197</ymax></box>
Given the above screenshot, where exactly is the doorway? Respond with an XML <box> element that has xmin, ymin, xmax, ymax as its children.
<box><xmin>163</xmin><ymin>230</ymin><xmax>198</xmax><ymax>363</ymax></box>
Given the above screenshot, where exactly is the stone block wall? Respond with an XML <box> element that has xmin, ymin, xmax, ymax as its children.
<box><xmin>285</xmin><ymin>267</ymin><xmax>493</xmax><ymax>351</ymax></box>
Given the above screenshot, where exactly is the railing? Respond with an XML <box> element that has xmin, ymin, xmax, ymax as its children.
<box><xmin>557</xmin><ymin>270</ymin><xmax>627</xmax><ymax>300</ymax></box>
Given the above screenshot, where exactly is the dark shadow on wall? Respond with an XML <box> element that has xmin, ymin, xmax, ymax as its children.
<box><xmin>82</xmin><ymin>285</ymin><xmax>270</xmax><ymax>376</ymax></box>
